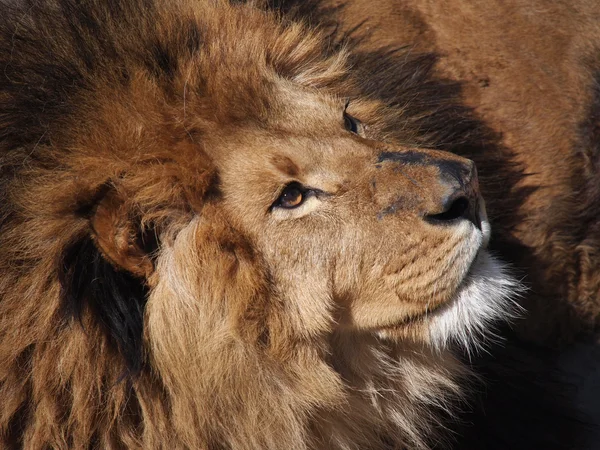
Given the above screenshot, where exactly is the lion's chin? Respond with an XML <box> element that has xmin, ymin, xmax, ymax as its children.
<box><xmin>425</xmin><ymin>249</ymin><xmax>522</xmax><ymax>352</ymax></box>
<box><xmin>378</xmin><ymin>249</ymin><xmax>520</xmax><ymax>351</ymax></box>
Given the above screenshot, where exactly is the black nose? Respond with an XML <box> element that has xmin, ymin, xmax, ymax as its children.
<box><xmin>425</xmin><ymin>162</ymin><xmax>481</xmax><ymax>229</ymax></box>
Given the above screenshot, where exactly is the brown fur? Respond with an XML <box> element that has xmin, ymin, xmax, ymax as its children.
<box><xmin>317</xmin><ymin>0</ymin><xmax>600</xmax><ymax>342</ymax></box>
<box><xmin>0</xmin><ymin>0</ymin><xmax>522</xmax><ymax>448</ymax></box>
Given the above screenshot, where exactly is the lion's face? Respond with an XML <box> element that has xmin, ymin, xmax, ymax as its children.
<box><xmin>139</xmin><ymin>83</ymin><xmax>501</xmax><ymax>350</ymax></box>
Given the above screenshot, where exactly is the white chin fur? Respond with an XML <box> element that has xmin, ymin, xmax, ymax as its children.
<box><xmin>427</xmin><ymin>250</ymin><xmax>523</xmax><ymax>353</ymax></box>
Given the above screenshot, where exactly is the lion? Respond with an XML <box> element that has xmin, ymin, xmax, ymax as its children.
<box><xmin>0</xmin><ymin>0</ymin><xmax>520</xmax><ymax>448</ymax></box>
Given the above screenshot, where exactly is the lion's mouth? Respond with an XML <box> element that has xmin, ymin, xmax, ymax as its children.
<box><xmin>378</xmin><ymin>201</ymin><xmax>496</xmax><ymax>337</ymax></box>
<box><xmin>380</xmin><ymin>246</ymin><xmax>518</xmax><ymax>349</ymax></box>
<box><xmin>386</xmin><ymin>228</ymin><xmax>491</xmax><ymax>331</ymax></box>
<box><xmin>387</xmin><ymin>302</ymin><xmax>447</xmax><ymax>328</ymax></box>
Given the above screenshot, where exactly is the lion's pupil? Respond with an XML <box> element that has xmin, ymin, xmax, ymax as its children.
<box><xmin>281</xmin><ymin>188</ymin><xmax>303</xmax><ymax>208</ymax></box>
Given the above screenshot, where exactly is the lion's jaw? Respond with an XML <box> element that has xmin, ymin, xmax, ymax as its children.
<box><xmin>427</xmin><ymin>248</ymin><xmax>520</xmax><ymax>351</ymax></box>
<box><xmin>373</xmin><ymin>208</ymin><xmax>521</xmax><ymax>351</ymax></box>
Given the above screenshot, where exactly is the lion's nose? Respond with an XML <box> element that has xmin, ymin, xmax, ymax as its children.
<box><xmin>375</xmin><ymin>150</ymin><xmax>482</xmax><ymax>228</ymax></box>
<box><xmin>424</xmin><ymin>161</ymin><xmax>481</xmax><ymax>229</ymax></box>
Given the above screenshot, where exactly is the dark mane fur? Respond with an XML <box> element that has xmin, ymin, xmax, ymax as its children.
<box><xmin>59</xmin><ymin>236</ymin><xmax>148</xmax><ymax>376</ymax></box>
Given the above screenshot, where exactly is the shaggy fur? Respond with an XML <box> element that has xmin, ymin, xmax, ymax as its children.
<box><xmin>0</xmin><ymin>0</ymin><xmax>521</xmax><ymax>448</ymax></box>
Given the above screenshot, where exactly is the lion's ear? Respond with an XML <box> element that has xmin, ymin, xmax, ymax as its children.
<box><xmin>59</xmin><ymin>188</ymin><xmax>157</xmax><ymax>376</ymax></box>
<box><xmin>90</xmin><ymin>189</ymin><xmax>157</xmax><ymax>279</ymax></box>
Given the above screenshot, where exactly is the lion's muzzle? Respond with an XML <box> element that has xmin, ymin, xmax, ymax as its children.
<box><xmin>375</xmin><ymin>149</ymin><xmax>481</xmax><ymax>229</ymax></box>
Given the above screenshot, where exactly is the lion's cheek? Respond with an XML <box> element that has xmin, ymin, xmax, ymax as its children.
<box><xmin>328</xmin><ymin>224</ymin><xmax>481</xmax><ymax>330</ymax></box>
<box><xmin>144</xmin><ymin>219</ymin><xmax>258</xmax><ymax>380</ymax></box>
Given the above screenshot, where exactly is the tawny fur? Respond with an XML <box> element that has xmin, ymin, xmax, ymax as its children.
<box><xmin>0</xmin><ymin>0</ymin><xmax>520</xmax><ymax>448</ymax></box>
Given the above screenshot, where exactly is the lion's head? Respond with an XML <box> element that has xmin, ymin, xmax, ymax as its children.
<box><xmin>0</xmin><ymin>0</ymin><xmax>518</xmax><ymax>448</ymax></box>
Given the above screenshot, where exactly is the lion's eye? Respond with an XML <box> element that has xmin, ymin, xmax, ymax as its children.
<box><xmin>273</xmin><ymin>183</ymin><xmax>306</xmax><ymax>209</ymax></box>
<box><xmin>344</xmin><ymin>112</ymin><xmax>361</xmax><ymax>134</ymax></box>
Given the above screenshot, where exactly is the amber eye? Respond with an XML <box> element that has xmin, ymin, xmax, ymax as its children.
<box><xmin>344</xmin><ymin>112</ymin><xmax>361</xmax><ymax>134</ymax></box>
<box><xmin>273</xmin><ymin>183</ymin><xmax>306</xmax><ymax>209</ymax></box>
